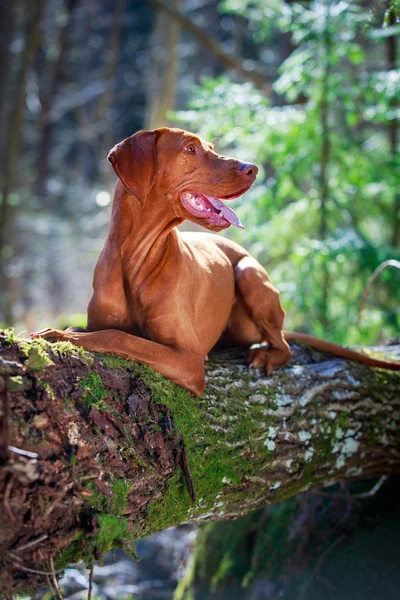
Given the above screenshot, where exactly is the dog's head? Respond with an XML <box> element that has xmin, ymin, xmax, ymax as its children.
<box><xmin>108</xmin><ymin>127</ymin><xmax>258</xmax><ymax>231</ymax></box>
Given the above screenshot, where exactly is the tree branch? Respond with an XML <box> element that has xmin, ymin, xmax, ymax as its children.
<box><xmin>145</xmin><ymin>0</ymin><xmax>271</xmax><ymax>94</ymax></box>
<box><xmin>0</xmin><ymin>330</ymin><xmax>399</xmax><ymax>594</ymax></box>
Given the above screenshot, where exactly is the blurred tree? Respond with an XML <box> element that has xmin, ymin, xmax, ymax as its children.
<box><xmin>387</xmin><ymin>1</ymin><xmax>399</xmax><ymax>246</ymax></box>
<box><xmin>34</xmin><ymin>0</ymin><xmax>79</xmax><ymax>202</ymax></box>
<box><xmin>145</xmin><ymin>0</ymin><xmax>181</xmax><ymax>128</ymax></box>
<box><xmin>0</xmin><ymin>0</ymin><xmax>47</xmax><ymax>324</ymax></box>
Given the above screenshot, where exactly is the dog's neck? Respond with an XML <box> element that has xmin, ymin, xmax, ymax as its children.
<box><xmin>109</xmin><ymin>182</ymin><xmax>183</xmax><ymax>281</ymax></box>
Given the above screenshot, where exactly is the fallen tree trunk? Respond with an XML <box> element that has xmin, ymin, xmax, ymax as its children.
<box><xmin>0</xmin><ymin>329</ymin><xmax>399</xmax><ymax>594</ymax></box>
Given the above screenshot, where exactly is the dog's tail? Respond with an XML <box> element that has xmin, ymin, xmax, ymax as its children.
<box><xmin>284</xmin><ymin>331</ymin><xmax>400</xmax><ymax>371</ymax></box>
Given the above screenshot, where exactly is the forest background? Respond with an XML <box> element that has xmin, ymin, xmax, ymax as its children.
<box><xmin>0</xmin><ymin>0</ymin><xmax>399</xmax><ymax>598</ymax></box>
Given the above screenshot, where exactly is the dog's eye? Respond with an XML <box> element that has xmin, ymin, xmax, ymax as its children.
<box><xmin>185</xmin><ymin>144</ymin><xmax>196</xmax><ymax>154</ymax></box>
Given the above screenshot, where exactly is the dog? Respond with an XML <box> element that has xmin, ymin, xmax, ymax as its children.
<box><xmin>33</xmin><ymin>128</ymin><xmax>400</xmax><ymax>393</ymax></box>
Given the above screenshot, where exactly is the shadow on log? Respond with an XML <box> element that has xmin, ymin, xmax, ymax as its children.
<box><xmin>0</xmin><ymin>329</ymin><xmax>399</xmax><ymax>594</ymax></box>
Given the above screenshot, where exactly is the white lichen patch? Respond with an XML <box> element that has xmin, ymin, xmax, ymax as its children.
<box><xmin>304</xmin><ymin>447</ymin><xmax>314</xmax><ymax>462</ymax></box>
<box><xmin>276</xmin><ymin>394</ymin><xmax>293</xmax><ymax>407</ymax></box>
<box><xmin>335</xmin><ymin>455</ymin><xmax>346</xmax><ymax>469</ymax></box>
<box><xmin>268</xmin><ymin>426</ymin><xmax>277</xmax><ymax>439</ymax></box>
<box><xmin>380</xmin><ymin>433</ymin><xmax>389</xmax><ymax>446</ymax></box>
<box><xmin>299</xmin><ymin>431</ymin><xmax>311</xmax><ymax>443</ymax></box>
<box><xmin>347</xmin><ymin>375</ymin><xmax>361</xmax><ymax>386</ymax></box>
<box><xmin>250</xmin><ymin>394</ymin><xmax>266</xmax><ymax>404</ymax></box>
<box><xmin>226</xmin><ymin>380</ymin><xmax>244</xmax><ymax>390</ymax></box>
<box><xmin>270</xmin><ymin>481</ymin><xmax>281</xmax><ymax>490</ymax></box>
<box><xmin>264</xmin><ymin>439</ymin><xmax>276</xmax><ymax>451</ymax></box>
<box><xmin>342</xmin><ymin>437</ymin><xmax>360</xmax><ymax>455</ymax></box>
<box><xmin>333</xmin><ymin>435</ymin><xmax>360</xmax><ymax>469</ymax></box>
<box><xmin>335</xmin><ymin>426</ymin><xmax>344</xmax><ymax>440</ymax></box>
<box><xmin>329</xmin><ymin>411</ymin><xmax>337</xmax><ymax>419</ymax></box>
<box><xmin>347</xmin><ymin>466</ymin><xmax>363</xmax><ymax>476</ymax></box>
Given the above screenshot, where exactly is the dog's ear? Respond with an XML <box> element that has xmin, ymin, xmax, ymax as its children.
<box><xmin>107</xmin><ymin>130</ymin><xmax>159</xmax><ymax>200</ymax></box>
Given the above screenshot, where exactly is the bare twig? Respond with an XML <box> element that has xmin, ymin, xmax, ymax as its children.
<box><xmin>0</xmin><ymin>374</ymin><xmax>9</xmax><ymax>463</ymax></box>
<box><xmin>3</xmin><ymin>475</ymin><xmax>15</xmax><ymax>522</ymax></box>
<box><xmin>8</xmin><ymin>554</ymin><xmax>65</xmax><ymax>576</ymax></box>
<box><xmin>45</xmin><ymin>574</ymin><xmax>55</xmax><ymax>600</ymax></box>
<box><xmin>87</xmin><ymin>558</ymin><xmax>94</xmax><ymax>600</ymax></box>
<box><xmin>50</xmin><ymin>556</ymin><xmax>63</xmax><ymax>600</ymax></box>
<box><xmin>297</xmin><ymin>534</ymin><xmax>346</xmax><ymax>600</ymax></box>
<box><xmin>14</xmin><ymin>535</ymin><xmax>48</xmax><ymax>553</ymax></box>
<box><xmin>310</xmin><ymin>476</ymin><xmax>387</xmax><ymax>501</ymax></box>
<box><xmin>352</xmin><ymin>475</ymin><xmax>387</xmax><ymax>499</ymax></box>
<box><xmin>358</xmin><ymin>260</ymin><xmax>400</xmax><ymax>325</ymax></box>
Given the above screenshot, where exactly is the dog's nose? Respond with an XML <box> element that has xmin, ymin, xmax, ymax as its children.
<box><xmin>239</xmin><ymin>162</ymin><xmax>258</xmax><ymax>176</ymax></box>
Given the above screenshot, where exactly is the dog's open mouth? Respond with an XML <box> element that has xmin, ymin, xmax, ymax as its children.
<box><xmin>181</xmin><ymin>191</ymin><xmax>245</xmax><ymax>229</ymax></box>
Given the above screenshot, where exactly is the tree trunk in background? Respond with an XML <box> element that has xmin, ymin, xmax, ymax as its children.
<box><xmin>96</xmin><ymin>0</ymin><xmax>125</xmax><ymax>182</ymax></box>
<box><xmin>0</xmin><ymin>332</ymin><xmax>399</xmax><ymax>595</ymax></box>
<box><xmin>34</xmin><ymin>0</ymin><xmax>79</xmax><ymax>202</ymax></box>
<box><xmin>145</xmin><ymin>0</ymin><xmax>271</xmax><ymax>94</ymax></box>
<box><xmin>0</xmin><ymin>2</ymin><xmax>17</xmax><ymax>168</ymax></box>
<box><xmin>318</xmin><ymin>0</ymin><xmax>332</xmax><ymax>331</ymax></box>
<box><xmin>145</xmin><ymin>0</ymin><xmax>181</xmax><ymax>129</ymax></box>
<box><xmin>0</xmin><ymin>0</ymin><xmax>46</xmax><ymax>325</ymax></box>
<box><xmin>387</xmin><ymin>3</ymin><xmax>399</xmax><ymax>248</ymax></box>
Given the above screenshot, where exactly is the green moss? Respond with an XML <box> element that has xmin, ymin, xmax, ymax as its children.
<box><xmin>51</xmin><ymin>340</ymin><xmax>94</xmax><ymax>366</ymax></box>
<box><xmin>97</xmin><ymin>514</ymin><xmax>132</xmax><ymax>550</ymax></box>
<box><xmin>18</xmin><ymin>338</ymin><xmax>54</xmax><ymax>371</ymax></box>
<box><xmin>85</xmin><ymin>481</ymin><xmax>107</xmax><ymax>512</ymax></box>
<box><xmin>84</xmin><ymin>477</ymin><xmax>132</xmax><ymax>516</ymax></box>
<box><xmin>80</xmin><ymin>373</ymin><xmax>108</xmax><ymax>409</ymax></box>
<box><xmin>96</xmin><ymin>352</ymin><xmax>136</xmax><ymax>371</ymax></box>
<box><xmin>55</xmin><ymin>530</ymin><xmax>87</xmax><ymax>569</ymax></box>
<box><xmin>336</xmin><ymin>411</ymin><xmax>350</xmax><ymax>430</ymax></box>
<box><xmin>110</xmin><ymin>478</ymin><xmax>132</xmax><ymax>514</ymax></box>
<box><xmin>8</xmin><ymin>375</ymin><xmax>26</xmax><ymax>391</ymax></box>
<box><xmin>56</xmin><ymin>513</ymin><xmax>136</xmax><ymax>570</ymax></box>
<box><xmin>2</xmin><ymin>327</ymin><xmax>19</xmax><ymax>344</ymax></box>
<box><xmin>37</xmin><ymin>379</ymin><xmax>56</xmax><ymax>399</ymax></box>
<box><xmin>130</xmin><ymin>363</ymin><xmax>280</xmax><ymax>537</ymax></box>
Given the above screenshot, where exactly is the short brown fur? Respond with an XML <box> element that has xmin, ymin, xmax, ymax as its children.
<box><xmin>33</xmin><ymin>128</ymin><xmax>400</xmax><ymax>394</ymax></box>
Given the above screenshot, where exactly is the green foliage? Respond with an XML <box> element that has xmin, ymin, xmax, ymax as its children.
<box><xmin>55</xmin><ymin>312</ymin><xmax>88</xmax><ymax>331</ymax></box>
<box><xmin>176</xmin><ymin>0</ymin><xmax>400</xmax><ymax>345</ymax></box>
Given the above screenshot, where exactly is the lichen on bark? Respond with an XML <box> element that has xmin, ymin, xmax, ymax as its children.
<box><xmin>0</xmin><ymin>330</ymin><xmax>399</xmax><ymax>595</ymax></box>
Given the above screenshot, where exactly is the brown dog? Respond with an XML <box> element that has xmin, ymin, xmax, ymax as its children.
<box><xmin>33</xmin><ymin>128</ymin><xmax>400</xmax><ymax>393</ymax></box>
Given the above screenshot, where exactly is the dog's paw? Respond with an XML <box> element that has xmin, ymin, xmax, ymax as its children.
<box><xmin>31</xmin><ymin>328</ymin><xmax>78</xmax><ymax>343</ymax></box>
<box><xmin>247</xmin><ymin>345</ymin><xmax>291</xmax><ymax>376</ymax></box>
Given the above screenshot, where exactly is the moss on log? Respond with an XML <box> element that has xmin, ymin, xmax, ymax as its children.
<box><xmin>0</xmin><ymin>329</ymin><xmax>399</xmax><ymax>595</ymax></box>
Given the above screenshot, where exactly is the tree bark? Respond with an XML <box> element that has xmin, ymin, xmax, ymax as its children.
<box><xmin>0</xmin><ymin>330</ymin><xmax>399</xmax><ymax>594</ymax></box>
<box><xmin>145</xmin><ymin>0</ymin><xmax>181</xmax><ymax>129</ymax></box>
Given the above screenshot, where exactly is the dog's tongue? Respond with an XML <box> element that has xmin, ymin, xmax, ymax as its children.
<box><xmin>207</xmin><ymin>196</ymin><xmax>244</xmax><ymax>229</ymax></box>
